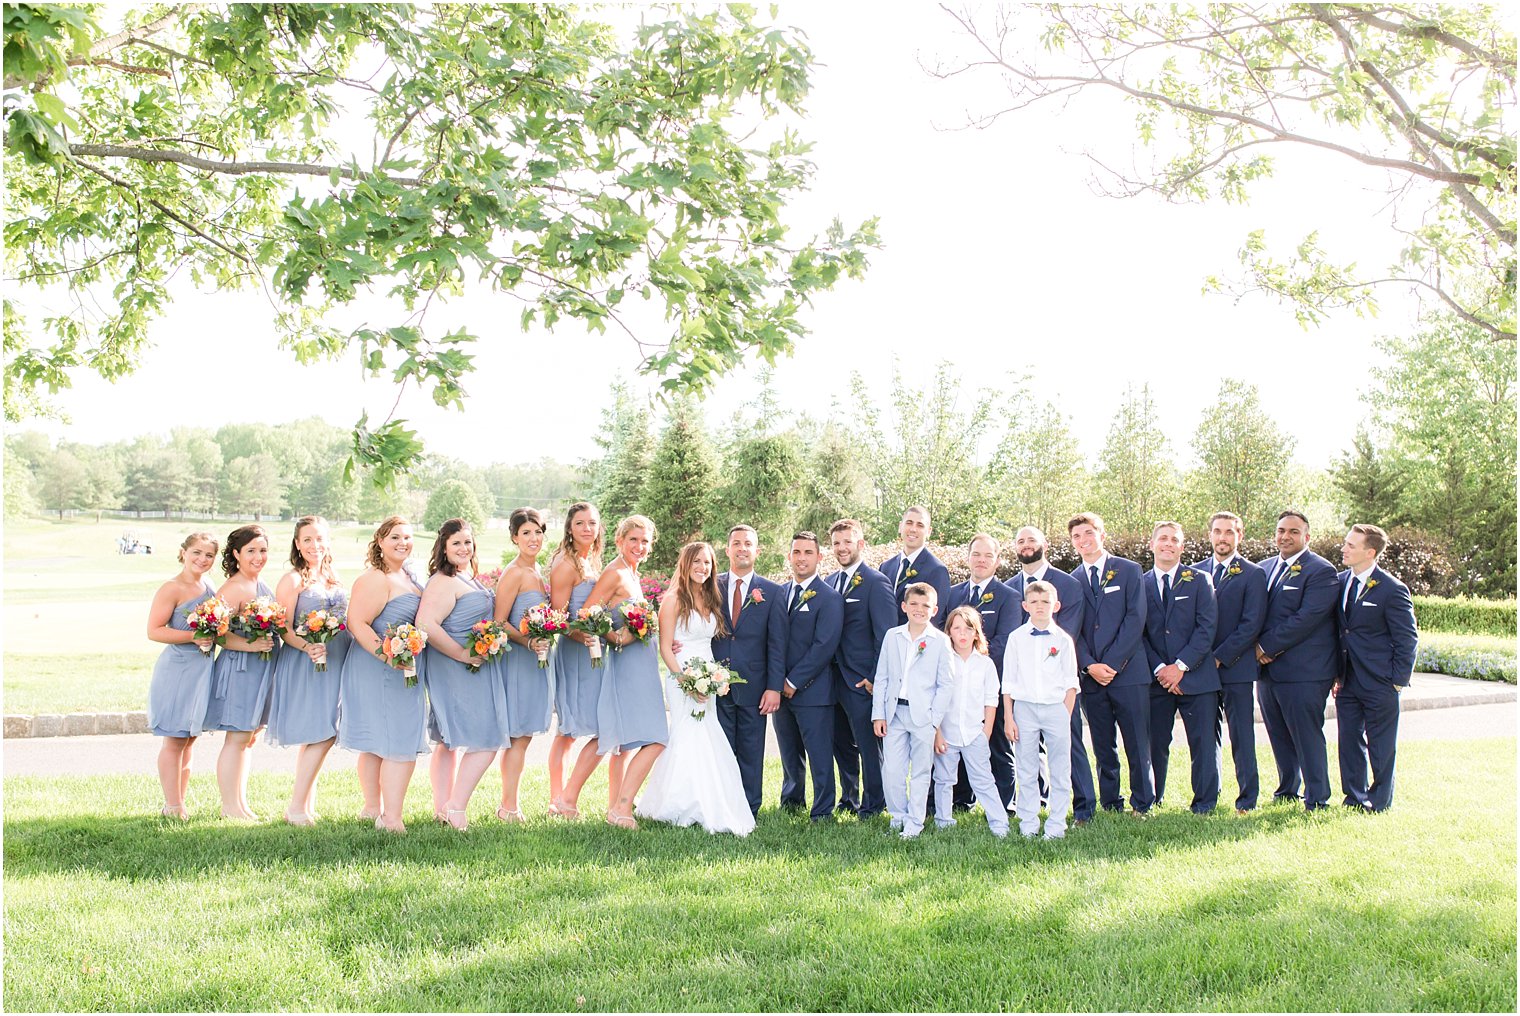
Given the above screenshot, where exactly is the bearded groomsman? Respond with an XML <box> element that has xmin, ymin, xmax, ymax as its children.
<box><xmin>713</xmin><ymin>524</ymin><xmax>788</xmax><ymax>817</ymax></box>
<box><xmin>828</xmin><ymin>519</ymin><xmax>896</xmax><ymax>819</ymax></box>
<box><xmin>880</xmin><ymin>505</ymin><xmax>951</xmax><ymax>629</ymax></box>
<box><xmin>1255</xmin><ymin>509</ymin><xmax>1340</xmax><ymax>811</ymax></box>
<box><xmin>1335</xmin><ymin>524</ymin><xmax>1418</xmax><ymax>812</ymax></box>
<box><xmin>1007</xmin><ymin>525</ymin><xmax>1095</xmax><ymax>824</ymax></box>
<box><xmin>1143</xmin><ymin>522</ymin><xmax>1221</xmax><ymax>814</ymax></box>
<box><xmin>1194</xmin><ymin>512</ymin><xmax>1267</xmax><ymax>814</ymax></box>
<box><xmin>941</xmin><ymin>533</ymin><xmax>1021</xmax><ymax>811</ymax></box>
<box><xmin>1067</xmin><ymin>512</ymin><xmax>1154</xmax><ymax>816</ymax></box>
<box><xmin>775</xmin><ymin>531</ymin><xmax>844</xmax><ymax>821</ymax></box>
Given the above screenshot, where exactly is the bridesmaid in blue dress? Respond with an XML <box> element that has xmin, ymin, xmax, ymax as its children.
<box><xmin>268</xmin><ymin>516</ymin><xmax>350</xmax><ymax>826</ymax></box>
<box><xmin>203</xmin><ymin>525</ymin><xmax>278</xmax><ymax>821</ymax></box>
<box><xmin>416</xmin><ymin>518</ymin><xmax>509</xmax><ymax>832</ymax></box>
<box><xmin>547</xmin><ymin>501</ymin><xmax>615</xmax><ymax>819</ymax></box>
<box><xmin>562</xmin><ymin>514</ymin><xmax>668</xmax><ymax>830</ymax></box>
<box><xmin>493</xmin><ymin>507</ymin><xmax>556</xmax><ymax>820</ymax></box>
<box><xmin>338</xmin><ymin>515</ymin><xmax>428</xmax><ymax>833</ymax></box>
<box><xmin>145</xmin><ymin>532</ymin><xmax>222</xmax><ymax>819</ymax></box>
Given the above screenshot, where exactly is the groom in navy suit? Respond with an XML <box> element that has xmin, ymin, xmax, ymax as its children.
<box><xmin>712</xmin><ymin>524</ymin><xmax>788</xmax><ymax>816</ymax></box>
<box><xmin>1255</xmin><ymin>509</ymin><xmax>1340</xmax><ymax>811</ymax></box>
<box><xmin>1007</xmin><ymin>525</ymin><xmax>1095</xmax><ymax>823</ymax></box>
<box><xmin>879</xmin><ymin>506</ymin><xmax>951</xmax><ymax>629</ymax></box>
<box><xmin>775</xmin><ymin>531</ymin><xmax>844</xmax><ymax>820</ymax></box>
<box><xmin>1067</xmin><ymin>512</ymin><xmax>1154</xmax><ymax>815</ymax></box>
<box><xmin>829</xmin><ymin>518</ymin><xmax>896</xmax><ymax>819</ymax></box>
<box><xmin>1193</xmin><ymin>511</ymin><xmax>1267</xmax><ymax>813</ymax></box>
<box><xmin>1335</xmin><ymin>523</ymin><xmax>1418</xmax><ymax>811</ymax></box>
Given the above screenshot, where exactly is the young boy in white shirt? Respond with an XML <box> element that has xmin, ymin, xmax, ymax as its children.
<box><xmin>872</xmin><ymin>582</ymin><xmax>954</xmax><ymax>839</ymax></box>
<box><xmin>932</xmin><ymin>606</ymin><xmax>1011</xmax><ymax>837</ymax></box>
<box><xmin>1002</xmin><ymin>580</ymin><xmax>1081</xmax><ymax>839</ymax></box>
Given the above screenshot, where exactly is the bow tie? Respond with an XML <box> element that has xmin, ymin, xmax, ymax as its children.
<box><xmin>1029</xmin><ymin>628</ymin><xmax>1050</xmax><ymax>636</ymax></box>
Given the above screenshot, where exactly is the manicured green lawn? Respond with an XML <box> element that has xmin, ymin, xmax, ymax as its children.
<box><xmin>4</xmin><ymin>742</ymin><xmax>1514</xmax><ymax>1012</ymax></box>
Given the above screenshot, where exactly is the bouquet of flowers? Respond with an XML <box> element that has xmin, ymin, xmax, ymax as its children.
<box><xmin>616</xmin><ymin>599</ymin><xmax>657</xmax><ymax>649</ymax></box>
<box><xmin>377</xmin><ymin>622</ymin><xmax>428</xmax><ymax>687</ymax></box>
<box><xmin>464</xmin><ymin>619</ymin><xmax>509</xmax><ymax>673</ymax></box>
<box><xmin>232</xmin><ymin>596</ymin><xmax>286</xmax><ymax>661</ymax></box>
<box><xmin>519</xmin><ymin>602</ymin><xmax>569</xmax><ymax>668</ymax></box>
<box><xmin>186</xmin><ymin>597</ymin><xmax>231</xmax><ymax>655</ymax></box>
<box><xmin>567</xmin><ymin>603</ymin><xmax>613</xmax><ymax>667</ymax></box>
<box><xmin>675</xmin><ymin>658</ymin><xmax>746</xmax><ymax>720</ymax></box>
<box><xmin>476</xmin><ymin>567</ymin><xmax>505</xmax><ymax>592</ymax></box>
<box><xmin>293</xmin><ymin>607</ymin><xmax>346</xmax><ymax>671</ymax></box>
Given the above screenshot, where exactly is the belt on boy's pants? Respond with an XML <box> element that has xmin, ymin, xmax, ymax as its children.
<box><xmin>897</xmin><ymin>698</ymin><xmax>910</xmax><ymax>706</ymax></box>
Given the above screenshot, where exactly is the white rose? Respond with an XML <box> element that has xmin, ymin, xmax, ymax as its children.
<box><xmin>696</xmin><ymin>677</ymin><xmax>712</xmax><ymax>693</ymax></box>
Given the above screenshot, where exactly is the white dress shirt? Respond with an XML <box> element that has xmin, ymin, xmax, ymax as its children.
<box><xmin>1001</xmin><ymin>621</ymin><xmax>1080</xmax><ymax>704</ymax></box>
<box><xmin>1079</xmin><ymin>553</ymin><xmax>1110</xmax><ymax>592</ymax></box>
<box><xmin>1269</xmin><ymin>549</ymin><xmax>1306</xmax><ymax>587</ymax></box>
<box><xmin>895</xmin><ymin>549</ymin><xmax>923</xmax><ymax>587</ymax></box>
<box><xmin>1020</xmin><ymin>562</ymin><xmax>1050</xmax><ymax>585</ymax></box>
<box><xmin>940</xmin><ymin>650</ymin><xmax>1000</xmax><ymax>746</ymax></box>
<box><xmin>833</xmin><ymin>563</ymin><xmax>861</xmax><ymax>594</ymax></box>
<box><xmin>730</xmin><ymin>570</ymin><xmax>753</xmax><ymax>609</ymax></box>
<box><xmin>896</xmin><ymin>624</ymin><xmax>934</xmax><ymax>700</ymax></box>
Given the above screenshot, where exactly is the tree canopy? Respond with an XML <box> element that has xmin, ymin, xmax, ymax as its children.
<box><xmin>933</xmin><ymin>3</ymin><xmax>1515</xmax><ymax>341</ymax></box>
<box><xmin>3</xmin><ymin>3</ymin><xmax>878</xmax><ymax>478</ymax></box>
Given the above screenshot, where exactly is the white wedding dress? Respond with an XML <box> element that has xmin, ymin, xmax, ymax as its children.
<box><xmin>636</xmin><ymin>610</ymin><xmax>756</xmax><ymax>836</ymax></box>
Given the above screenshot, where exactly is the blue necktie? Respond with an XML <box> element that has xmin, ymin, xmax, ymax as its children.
<box><xmin>1213</xmin><ymin>561</ymin><xmax>1225</xmax><ymax>585</ymax></box>
<box><xmin>1088</xmin><ymin>565</ymin><xmax>1100</xmax><ymax>595</ymax></box>
<box><xmin>1162</xmin><ymin>573</ymin><xmax>1174</xmax><ymax>617</ymax></box>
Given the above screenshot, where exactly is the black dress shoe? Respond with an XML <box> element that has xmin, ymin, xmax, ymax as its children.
<box><xmin>835</xmin><ymin>802</ymin><xmax>859</xmax><ymax>815</ymax></box>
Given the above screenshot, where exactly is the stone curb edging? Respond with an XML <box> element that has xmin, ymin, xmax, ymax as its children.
<box><xmin>4</xmin><ymin>684</ymin><xmax>1514</xmax><ymax>739</ymax></box>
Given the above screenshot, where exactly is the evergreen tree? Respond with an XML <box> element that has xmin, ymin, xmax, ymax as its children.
<box><xmin>639</xmin><ymin>398</ymin><xmax>718</xmax><ymax>571</ymax></box>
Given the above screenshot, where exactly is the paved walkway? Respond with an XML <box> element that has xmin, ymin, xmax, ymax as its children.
<box><xmin>3</xmin><ymin>674</ymin><xmax>1513</xmax><ymax>778</ymax></box>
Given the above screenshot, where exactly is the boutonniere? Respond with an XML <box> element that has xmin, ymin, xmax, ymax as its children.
<box><xmin>915</xmin><ymin>638</ymin><xmax>928</xmax><ymax>658</ymax></box>
<box><xmin>1104</xmin><ymin>569</ymin><xmax>1116</xmax><ymax>584</ymax></box>
<box><xmin>1047</xmin><ymin>646</ymin><xmax>1059</xmax><ymax>658</ymax></box>
<box><xmin>1179</xmin><ymin>570</ymin><xmax>1195</xmax><ymax>583</ymax></box>
<box><xmin>979</xmin><ymin>591</ymin><xmax>995</xmax><ymax>604</ymax></box>
<box><xmin>905</xmin><ymin>567</ymin><xmax>919</xmax><ymax>580</ymax></box>
<box><xmin>798</xmin><ymin>588</ymin><xmax>817</xmax><ymax>605</ymax></box>
<box><xmin>740</xmin><ymin>587</ymin><xmax>764</xmax><ymax>612</ymax></box>
<box><xmin>1359</xmin><ymin>578</ymin><xmax>1379</xmax><ymax>599</ymax></box>
<box><xmin>1226</xmin><ymin>564</ymin><xmax>1242</xmax><ymax>578</ymax></box>
<box><xmin>849</xmin><ymin>572</ymin><xmax>862</xmax><ymax>591</ymax></box>
<box><xmin>1288</xmin><ymin>563</ymin><xmax>1302</xmax><ymax>576</ymax></box>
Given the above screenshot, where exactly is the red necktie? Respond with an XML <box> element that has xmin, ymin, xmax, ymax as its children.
<box><xmin>732</xmin><ymin>577</ymin><xmax>743</xmax><ymax>620</ymax></box>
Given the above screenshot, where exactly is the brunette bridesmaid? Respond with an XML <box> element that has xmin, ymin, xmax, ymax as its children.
<box><xmin>267</xmin><ymin>515</ymin><xmax>349</xmax><ymax>825</ymax></box>
<box><xmin>145</xmin><ymin>532</ymin><xmax>221</xmax><ymax>819</ymax></box>
<box><xmin>203</xmin><ymin>525</ymin><xmax>278</xmax><ymax>820</ymax></box>
<box><xmin>493</xmin><ymin>507</ymin><xmax>554</xmax><ymax>820</ymax></box>
<box><xmin>337</xmin><ymin>516</ymin><xmax>428</xmax><ymax>833</ymax></box>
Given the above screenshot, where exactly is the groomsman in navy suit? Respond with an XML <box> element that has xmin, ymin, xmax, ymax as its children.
<box><xmin>775</xmin><ymin>531</ymin><xmax>844</xmax><ymax>820</ymax></box>
<box><xmin>941</xmin><ymin>533</ymin><xmax>1021</xmax><ymax>810</ymax></box>
<box><xmin>1335</xmin><ymin>523</ymin><xmax>1418</xmax><ymax>812</ymax></box>
<box><xmin>1193</xmin><ymin>511</ymin><xmax>1267</xmax><ymax>813</ymax></box>
<box><xmin>828</xmin><ymin>518</ymin><xmax>896</xmax><ymax>818</ymax></box>
<box><xmin>1255</xmin><ymin>509</ymin><xmax>1340</xmax><ymax>811</ymax></box>
<box><xmin>1007</xmin><ymin>525</ymin><xmax>1095</xmax><ymax>823</ymax></box>
<box><xmin>1143</xmin><ymin>522</ymin><xmax>1221</xmax><ymax>814</ymax></box>
<box><xmin>713</xmin><ymin>524</ymin><xmax>788</xmax><ymax>817</ymax></box>
<box><xmin>879</xmin><ymin>506</ymin><xmax>951</xmax><ymax>628</ymax></box>
<box><xmin>1066</xmin><ymin>512</ymin><xmax>1154</xmax><ymax>815</ymax></box>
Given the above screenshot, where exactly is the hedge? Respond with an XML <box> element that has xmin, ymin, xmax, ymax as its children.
<box><xmin>1412</xmin><ymin>596</ymin><xmax>1517</xmax><ymax>636</ymax></box>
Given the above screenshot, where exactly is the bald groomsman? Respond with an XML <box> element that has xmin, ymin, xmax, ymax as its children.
<box><xmin>1335</xmin><ymin>523</ymin><xmax>1418</xmax><ymax>812</ymax></box>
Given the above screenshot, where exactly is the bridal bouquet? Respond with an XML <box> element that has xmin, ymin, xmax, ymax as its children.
<box><xmin>292</xmin><ymin>607</ymin><xmax>346</xmax><ymax>671</ymax></box>
<box><xmin>568</xmin><ymin>604</ymin><xmax>613</xmax><ymax>667</ymax></box>
<box><xmin>464</xmin><ymin>619</ymin><xmax>509</xmax><ymax>673</ymax></box>
<box><xmin>519</xmin><ymin>602</ymin><xmax>569</xmax><ymax>668</ymax></box>
<box><xmin>232</xmin><ymin>596</ymin><xmax>286</xmax><ymax>661</ymax></box>
<box><xmin>675</xmin><ymin>658</ymin><xmax>746</xmax><ymax>720</ymax></box>
<box><xmin>186</xmin><ymin>597</ymin><xmax>231</xmax><ymax>655</ymax></box>
<box><xmin>377</xmin><ymin>622</ymin><xmax>428</xmax><ymax>687</ymax></box>
<box><xmin>615</xmin><ymin>599</ymin><xmax>657</xmax><ymax>649</ymax></box>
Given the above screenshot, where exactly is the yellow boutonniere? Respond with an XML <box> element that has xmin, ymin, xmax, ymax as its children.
<box><xmin>1288</xmin><ymin>563</ymin><xmax>1302</xmax><ymax>575</ymax></box>
<box><xmin>849</xmin><ymin>572</ymin><xmax>862</xmax><ymax>590</ymax></box>
<box><xmin>798</xmin><ymin>588</ymin><xmax>817</xmax><ymax>605</ymax></box>
<box><xmin>1226</xmin><ymin>564</ymin><xmax>1242</xmax><ymax>577</ymax></box>
<box><xmin>1358</xmin><ymin>578</ymin><xmax>1379</xmax><ymax>600</ymax></box>
<box><xmin>1179</xmin><ymin>570</ymin><xmax>1195</xmax><ymax>583</ymax></box>
<box><xmin>905</xmin><ymin>567</ymin><xmax>918</xmax><ymax>580</ymax></box>
<box><xmin>1104</xmin><ymin>569</ymin><xmax>1116</xmax><ymax>584</ymax></box>
<box><xmin>979</xmin><ymin>591</ymin><xmax>995</xmax><ymax>604</ymax></box>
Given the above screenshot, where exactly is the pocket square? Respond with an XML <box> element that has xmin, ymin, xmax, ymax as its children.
<box><xmin>1282</xmin><ymin>584</ymin><xmax>1299</xmax><ymax>590</ymax></box>
<box><xmin>798</xmin><ymin>604</ymin><xmax>810</xmax><ymax>612</ymax></box>
<box><xmin>845</xmin><ymin>597</ymin><xmax>860</xmax><ymax>603</ymax></box>
<box><xmin>1103</xmin><ymin>586</ymin><xmax>1122</xmax><ymax>594</ymax></box>
<box><xmin>1175</xmin><ymin>595</ymin><xmax>1189</xmax><ymax>601</ymax></box>
<box><xmin>1360</xmin><ymin>601</ymin><xmax>1379</xmax><ymax>607</ymax></box>
<box><xmin>980</xmin><ymin>608</ymin><xmax>997</xmax><ymax>615</ymax></box>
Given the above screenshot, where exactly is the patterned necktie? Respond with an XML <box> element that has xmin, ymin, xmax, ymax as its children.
<box><xmin>790</xmin><ymin>583</ymin><xmax>802</xmax><ymax>611</ymax></box>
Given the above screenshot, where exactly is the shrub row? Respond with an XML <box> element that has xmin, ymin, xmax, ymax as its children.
<box><xmin>1412</xmin><ymin>596</ymin><xmax>1517</xmax><ymax>636</ymax></box>
<box><xmin>1415</xmin><ymin>644</ymin><xmax>1517</xmax><ymax>684</ymax></box>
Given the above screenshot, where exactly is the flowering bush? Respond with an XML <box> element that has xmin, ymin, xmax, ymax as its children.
<box><xmin>639</xmin><ymin>573</ymin><xmax>667</xmax><ymax>608</ymax></box>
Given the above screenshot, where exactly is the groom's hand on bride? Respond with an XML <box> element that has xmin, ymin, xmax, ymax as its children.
<box><xmin>759</xmin><ymin>690</ymin><xmax>781</xmax><ymax>715</ymax></box>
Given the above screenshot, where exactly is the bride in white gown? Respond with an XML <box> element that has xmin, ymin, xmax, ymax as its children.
<box><xmin>637</xmin><ymin>542</ymin><xmax>755</xmax><ymax>836</ymax></box>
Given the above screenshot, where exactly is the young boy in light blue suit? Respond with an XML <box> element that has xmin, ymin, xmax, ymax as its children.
<box><xmin>872</xmin><ymin>582</ymin><xmax>954</xmax><ymax>839</ymax></box>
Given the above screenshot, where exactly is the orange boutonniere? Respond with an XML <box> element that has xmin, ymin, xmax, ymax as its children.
<box><xmin>740</xmin><ymin>587</ymin><xmax>764</xmax><ymax>613</ymax></box>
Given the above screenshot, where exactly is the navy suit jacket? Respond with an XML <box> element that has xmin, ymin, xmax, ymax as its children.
<box><xmin>1337</xmin><ymin>565</ymin><xmax>1419</xmax><ymax>687</ymax></box>
<box><xmin>1257</xmin><ymin>550</ymin><xmax>1340</xmax><ymax>683</ymax></box>
<box><xmin>780</xmin><ymin>577</ymin><xmax>844</xmax><ymax>706</ymax></box>
<box><xmin>946</xmin><ymin>577</ymin><xmax>1021</xmax><ymax>676</ymax></box>
<box><xmin>880</xmin><ymin>547</ymin><xmax>951</xmax><ymax>628</ymax></box>
<box><xmin>1193</xmin><ymin>555</ymin><xmax>1267</xmax><ymax>685</ymax></box>
<box><xmin>1068</xmin><ymin>555</ymin><xmax>1149</xmax><ymax>691</ymax></box>
<box><xmin>832</xmin><ymin>564</ymin><xmax>896</xmax><ymax>699</ymax></box>
<box><xmin>1143</xmin><ymin>565</ymin><xmax>1221</xmax><ymax>695</ymax></box>
<box><xmin>1008</xmin><ymin>567</ymin><xmax>1086</xmax><ymax>648</ymax></box>
<box><xmin>713</xmin><ymin>572</ymin><xmax>788</xmax><ymax>705</ymax></box>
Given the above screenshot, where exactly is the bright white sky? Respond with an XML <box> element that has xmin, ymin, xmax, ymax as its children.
<box><xmin>18</xmin><ymin>4</ymin><xmax>1431</xmax><ymax>471</ymax></box>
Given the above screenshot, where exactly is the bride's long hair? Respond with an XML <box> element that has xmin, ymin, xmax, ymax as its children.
<box><xmin>673</xmin><ymin>541</ymin><xmax>728</xmax><ymax>638</ymax></box>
